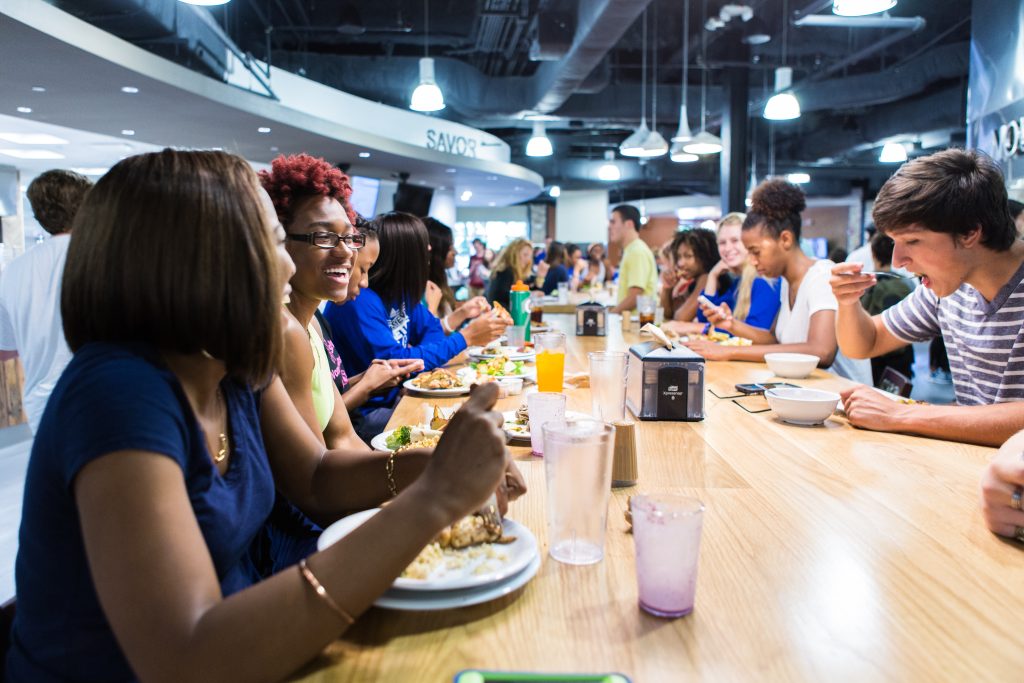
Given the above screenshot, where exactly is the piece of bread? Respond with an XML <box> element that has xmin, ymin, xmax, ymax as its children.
<box><xmin>491</xmin><ymin>301</ymin><xmax>514</xmax><ymax>324</ymax></box>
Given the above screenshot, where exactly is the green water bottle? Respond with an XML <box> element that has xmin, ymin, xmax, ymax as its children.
<box><xmin>510</xmin><ymin>279</ymin><xmax>532</xmax><ymax>341</ymax></box>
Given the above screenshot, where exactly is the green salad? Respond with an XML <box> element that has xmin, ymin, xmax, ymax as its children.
<box><xmin>385</xmin><ymin>425</ymin><xmax>412</xmax><ymax>450</ymax></box>
<box><xmin>470</xmin><ymin>355</ymin><xmax>525</xmax><ymax>377</ymax></box>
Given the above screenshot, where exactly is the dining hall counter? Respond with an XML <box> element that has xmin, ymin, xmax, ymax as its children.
<box><xmin>291</xmin><ymin>314</ymin><xmax>1024</xmax><ymax>683</ymax></box>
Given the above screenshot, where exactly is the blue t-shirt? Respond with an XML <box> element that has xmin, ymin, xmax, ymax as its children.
<box><xmin>7</xmin><ymin>342</ymin><xmax>275</xmax><ymax>683</ymax></box>
<box><xmin>541</xmin><ymin>264</ymin><xmax>570</xmax><ymax>295</ymax></box>
<box><xmin>323</xmin><ymin>289</ymin><xmax>467</xmax><ymax>410</ymax></box>
<box><xmin>698</xmin><ymin>274</ymin><xmax>781</xmax><ymax>331</ymax></box>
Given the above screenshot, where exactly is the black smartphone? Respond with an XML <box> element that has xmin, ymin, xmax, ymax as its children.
<box><xmin>734</xmin><ymin>382</ymin><xmax>797</xmax><ymax>394</ymax></box>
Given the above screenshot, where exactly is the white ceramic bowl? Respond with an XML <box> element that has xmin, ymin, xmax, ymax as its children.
<box><xmin>764</xmin><ymin>352</ymin><xmax>820</xmax><ymax>379</ymax></box>
<box><xmin>765</xmin><ymin>387</ymin><xmax>840</xmax><ymax>425</ymax></box>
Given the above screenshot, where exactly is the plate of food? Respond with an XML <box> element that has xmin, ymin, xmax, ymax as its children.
<box><xmin>403</xmin><ymin>368</ymin><xmax>470</xmax><ymax>396</ymax></box>
<box><xmin>371</xmin><ymin>425</ymin><xmax>444</xmax><ymax>453</ymax></box>
<box><xmin>317</xmin><ymin>507</ymin><xmax>540</xmax><ymax>592</ymax></box>
<box><xmin>501</xmin><ymin>407</ymin><xmax>591</xmax><ymax>441</ymax></box>
<box><xmin>469</xmin><ymin>354</ymin><xmax>534</xmax><ymax>380</ymax></box>
<box><xmin>661</xmin><ymin>326</ymin><xmax>753</xmax><ymax>346</ymax></box>
<box><xmin>468</xmin><ymin>344</ymin><xmax>535</xmax><ymax>362</ymax></box>
<box><xmin>530</xmin><ymin>323</ymin><xmax>552</xmax><ymax>333</ymax></box>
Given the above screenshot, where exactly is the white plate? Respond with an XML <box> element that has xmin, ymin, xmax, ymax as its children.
<box><xmin>375</xmin><ymin>552</ymin><xmax>542</xmax><ymax>611</ymax></box>
<box><xmin>317</xmin><ymin>508</ymin><xmax>540</xmax><ymax>592</ymax></box>
<box><xmin>402</xmin><ymin>377</ymin><xmax>471</xmax><ymax>396</ymax></box>
<box><xmin>467</xmin><ymin>345</ymin><xmax>536</xmax><ymax>362</ymax></box>
<box><xmin>530</xmin><ymin>324</ymin><xmax>552</xmax><ymax>333</ymax></box>
<box><xmin>501</xmin><ymin>410</ymin><xmax>590</xmax><ymax>441</ymax></box>
<box><xmin>369</xmin><ymin>427</ymin><xmax>442</xmax><ymax>453</ymax></box>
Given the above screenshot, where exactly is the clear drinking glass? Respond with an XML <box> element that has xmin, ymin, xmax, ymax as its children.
<box><xmin>588</xmin><ymin>351</ymin><xmax>628</xmax><ymax>422</ymax></box>
<box><xmin>631</xmin><ymin>494</ymin><xmax>705</xmax><ymax>618</ymax></box>
<box><xmin>505</xmin><ymin>324</ymin><xmax>527</xmax><ymax>348</ymax></box>
<box><xmin>542</xmin><ymin>419</ymin><xmax>616</xmax><ymax>565</ymax></box>
<box><xmin>557</xmin><ymin>281</ymin><xmax>570</xmax><ymax>303</ymax></box>
<box><xmin>637</xmin><ymin>295</ymin><xmax>656</xmax><ymax>327</ymax></box>
<box><xmin>527</xmin><ymin>391</ymin><xmax>566</xmax><ymax>456</ymax></box>
<box><xmin>533</xmin><ymin>331</ymin><xmax>567</xmax><ymax>393</ymax></box>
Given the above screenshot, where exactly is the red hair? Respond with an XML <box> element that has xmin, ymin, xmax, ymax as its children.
<box><xmin>258</xmin><ymin>153</ymin><xmax>356</xmax><ymax>227</ymax></box>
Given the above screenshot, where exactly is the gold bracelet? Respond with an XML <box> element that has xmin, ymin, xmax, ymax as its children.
<box><xmin>298</xmin><ymin>559</ymin><xmax>354</xmax><ymax>626</ymax></box>
<box><xmin>385</xmin><ymin>451</ymin><xmax>398</xmax><ymax>498</ymax></box>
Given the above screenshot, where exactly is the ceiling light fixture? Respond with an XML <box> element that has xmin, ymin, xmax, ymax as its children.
<box><xmin>121</xmin><ymin>129</ymin><xmax>135</xmax><ymax>136</ymax></box>
<box><xmin>178</xmin><ymin>0</ymin><xmax>231</xmax><ymax>6</ymax></box>
<box><xmin>525</xmin><ymin>121</ymin><xmax>553</xmax><ymax>157</ymax></box>
<box><xmin>0</xmin><ymin>149</ymin><xmax>65</xmax><ymax>160</ymax></box>
<box><xmin>879</xmin><ymin>141</ymin><xmax>907</xmax><ymax>163</ymax></box>
<box><xmin>0</xmin><ymin>133</ymin><xmax>69</xmax><ymax>145</ymax></box>
<box><xmin>16</xmin><ymin>107</ymin><xmax>32</xmax><ymax>114</ymax></box>
<box><xmin>31</xmin><ymin>86</ymin><xmax>45</xmax><ymax>93</ymax></box>
<box><xmin>786</xmin><ymin>172</ymin><xmax>811</xmax><ymax>184</ymax></box>
<box><xmin>72</xmin><ymin>167</ymin><xmax>110</xmax><ymax>176</ymax></box>
<box><xmin>597</xmin><ymin>150</ymin><xmax>621</xmax><ymax>181</ymax></box>
<box><xmin>833</xmin><ymin>0</ymin><xmax>897</xmax><ymax>17</ymax></box>
<box><xmin>672</xmin><ymin>0</ymin><xmax>694</xmax><ymax>152</ymax></box>
<box><xmin>121</xmin><ymin>86</ymin><xmax>139</xmax><ymax>94</ymax></box>
<box><xmin>410</xmin><ymin>0</ymin><xmax>445</xmax><ymax>112</ymax></box>
<box><xmin>682</xmin><ymin>3</ymin><xmax>722</xmax><ymax>155</ymax></box>
<box><xmin>257</xmin><ymin>126</ymin><xmax>271</xmax><ymax>133</ymax></box>
<box><xmin>358</xmin><ymin>152</ymin><xmax>371</xmax><ymax>158</ymax></box>
<box><xmin>741</xmin><ymin>16</ymin><xmax>772</xmax><ymax>45</ymax></box>
<box><xmin>548</xmin><ymin>185</ymin><xmax>561</xmax><ymax>198</ymax></box>
<box><xmin>460</xmin><ymin>190</ymin><xmax>473</xmax><ymax>201</ymax></box>
<box><xmin>621</xmin><ymin>11</ymin><xmax>660</xmax><ymax>157</ymax></box>
<box><xmin>640</xmin><ymin>5</ymin><xmax>669</xmax><ymax>158</ymax></box>
<box><xmin>670</xmin><ymin>149</ymin><xmax>699</xmax><ymax>163</ymax></box>
<box><xmin>764</xmin><ymin>0</ymin><xmax>800</xmax><ymax>121</ymax></box>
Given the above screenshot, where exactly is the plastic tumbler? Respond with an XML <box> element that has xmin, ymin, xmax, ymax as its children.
<box><xmin>557</xmin><ymin>281</ymin><xmax>570</xmax><ymax>303</ymax></box>
<box><xmin>534</xmin><ymin>331</ymin><xmax>567</xmax><ymax>393</ymax></box>
<box><xmin>631</xmin><ymin>494</ymin><xmax>705</xmax><ymax>617</ymax></box>
<box><xmin>542</xmin><ymin>420</ymin><xmax>616</xmax><ymax>565</ymax></box>
<box><xmin>505</xmin><ymin>325</ymin><xmax>527</xmax><ymax>348</ymax></box>
<box><xmin>527</xmin><ymin>391</ymin><xmax>565</xmax><ymax>456</ymax></box>
<box><xmin>589</xmin><ymin>351</ymin><xmax>628</xmax><ymax>423</ymax></box>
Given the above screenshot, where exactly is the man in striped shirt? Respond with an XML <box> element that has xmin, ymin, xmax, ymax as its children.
<box><xmin>830</xmin><ymin>149</ymin><xmax>1024</xmax><ymax>447</ymax></box>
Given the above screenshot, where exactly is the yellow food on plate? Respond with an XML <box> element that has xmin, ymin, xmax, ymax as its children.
<box><xmin>412</xmin><ymin>368</ymin><xmax>464</xmax><ymax>389</ymax></box>
<box><xmin>400</xmin><ymin>514</ymin><xmax>515</xmax><ymax>580</ymax></box>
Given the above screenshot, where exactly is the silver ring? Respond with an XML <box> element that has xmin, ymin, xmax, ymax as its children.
<box><xmin>1013</xmin><ymin>488</ymin><xmax>1023</xmax><ymax>512</ymax></box>
<box><xmin>1015</xmin><ymin>526</ymin><xmax>1024</xmax><ymax>543</ymax></box>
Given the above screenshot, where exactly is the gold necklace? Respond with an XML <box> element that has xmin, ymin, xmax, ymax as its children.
<box><xmin>213</xmin><ymin>387</ymin><xmax>230</xmax><ymax>464</ymax></box>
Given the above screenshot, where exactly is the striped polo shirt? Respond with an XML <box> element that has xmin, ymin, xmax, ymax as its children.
<box><xmin>882</xmin><ymin>259</ymin><xmax>1024</xmax><ymax>406</ymax></box>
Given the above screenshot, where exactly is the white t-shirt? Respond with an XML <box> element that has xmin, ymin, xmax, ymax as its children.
<box><xmin>0</xmin><ymin>234</ymin><xmax>73</xmax><ymax>432</ymax></box>
<box><xmin>846</xmin><ymin>244</ymin><xmax>875</xmax><ymax>273</ymax></box>
<box><xmin>777</xmin><ymin>259</ymin><xmax>873</xmax><ymax>384</ymax></box>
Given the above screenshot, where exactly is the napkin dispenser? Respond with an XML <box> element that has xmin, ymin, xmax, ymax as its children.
<box><xmin>575</xmin><ymin>302</ymin><xmax>606</xmax><ymax>336</ymax></box>
<box><xmin>626</xmin><ymin>341</ymin><xmax>705</xmax><ymax>421</ymax></box>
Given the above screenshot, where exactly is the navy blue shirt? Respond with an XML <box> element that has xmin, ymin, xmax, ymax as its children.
<box><xmin>7</xmin><ymin>343</ymin><xmax>275</xmax><ymax>683</ymax></box>
<box><xmin>541</xmin><ymin>264</ymin><xmax>570</xmax><ymax>295</ymax></box>
<box><xmin>323</xmin><ymin>290</ymin><xmax>467</xmax><ymax>410</ymax></box>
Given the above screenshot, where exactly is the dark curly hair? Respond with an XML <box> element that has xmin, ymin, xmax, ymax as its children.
<box><xmin>742</xmin><ymin>179</ymin><xmax>806</xmax><ymax>240</ymax></box>
<box><xmin>27</xmin><ymin>170</ymin><xmax>93</xmax><ymax>235</ymax></box>
<box><xmin>258</xmin><ymin>153</ymin><xmax>356</xmax><ymax>228</ymax></box>
<box><xmin>671</xmin><ymin>228</ymin><xmax>723</xmax><ymax>288</ymax></box>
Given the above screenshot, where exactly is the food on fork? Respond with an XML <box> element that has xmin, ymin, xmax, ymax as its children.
<box><xmin>412</xmin><ymin>368</ymin><xmax>464</xmax><ymax>389</ymax></box>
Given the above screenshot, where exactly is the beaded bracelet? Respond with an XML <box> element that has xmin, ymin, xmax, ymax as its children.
<box><xmin>385</xmin><ymin>451</ymin><xmax>398</xmax><ymax>497</ymax></box>
<box><xmin>298</xmin><ymin>559</ymin><xmax>354</xmax><ymax>626</ymax></box>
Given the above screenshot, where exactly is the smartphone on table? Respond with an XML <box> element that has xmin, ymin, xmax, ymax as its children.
<box><xmin>734</xmin><ymin>382</ymin><xmax>799</xmax><ymax>395</ymax></box>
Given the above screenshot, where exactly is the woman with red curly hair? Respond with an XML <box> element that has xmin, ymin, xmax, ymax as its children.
<box><xmin>682</xmin><ymin>179</ymin><xmax>871</xmax><ymax>383</ymax></box>
<box><xmin>259</xmin><ymin>154</ymin><xmax>423</xmax><ymax>449</ymax></box>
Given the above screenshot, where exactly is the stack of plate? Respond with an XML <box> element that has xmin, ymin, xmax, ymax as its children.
<box><xmin>317</xmin><ymin>508</ymin><xmax>541</xmax><ymax>610</ymax></box>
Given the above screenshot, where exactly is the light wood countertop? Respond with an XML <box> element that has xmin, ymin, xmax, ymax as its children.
<box><xmin>291</xmin><ymin>315</ymin><xmax>1022</xmax><ymax>683</ymax></box>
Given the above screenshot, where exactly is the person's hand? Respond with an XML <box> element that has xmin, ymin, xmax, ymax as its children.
<box><xmin>707</xmin><ymin>259</ymin><xmax>728</xmax><ymax>283</ymax></box>
<box><xmin>425</xmin><ymin>280</ymin><xmax>443</xmax><ymax>315</ymax></box>
<box><xmin>462</xmin><ymin>311</ymin><xmax>507</xmax><ymax>346</ymax></box>
<box><xmin>980</xmin><ymin>441</ymin><xmax>1024</xmax><ymax>538</ymax></box>
<box><xmin>387</xmin><ymin>358</ymin><xmax>425</xmax><ymax>377</ymax></box>
<box><xmin>678</xmin><ymin>338</ymin><xmax>733</xmax><ymax>361</ymax></box>
<box><xmin>536</xmin><ymin>261</ymin><xmax>550</xmax><ymax>279</ymax></box>
<box><xmin>830</xmin><ymin>263</ymin><xmax>876</xmax><ymax>306</ymax></box>
<box><xmin>457</xmin><ymin>296</ymin><xmax>491</xmax><ymax>320</ymax></box>
<box><xmin>361</xmin><ymin>361</ymin><xmax>401</xmax><ymax>392</ymax></box>
<box><xmin>839</xmin><ymin>385</ymin><xmax>910</xmax><ymax>432</ymax></box>
<box><xmin>418</xmin><ymin>383</ymin><xmax>509</xmax><ymax>520</ymax></box>
<box><xmin>495</xmin><ymin>461</ymin><xmax>528</xmax><ymax>517</ymax></box>
<box><xmin>700</xmin><ymin>301</ymin><xmax>734</xmax><ymax>331</ymax></box>
<box><xmin>660</xmin><ymin>267</ymin><xmax>679</xmax><ymax>291</ymax></box>
<box><xmin>661</xmin><ymin>320</ymin><xmax>705</xmax><ymax>336</ymax></box>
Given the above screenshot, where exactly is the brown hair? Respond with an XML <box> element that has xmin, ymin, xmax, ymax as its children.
<box><xmin>742</xmin><ymin>179</ymin><xmax>806</xmax><ymax>240</ymax></box>
<box><xmin>872</xmin><ymin>148</ymin><xmax>1015</xmax><ymax>251</ymax></box>
<box><xmin>26</xmin><ymin>170</ymin><xmax>93</xmax><ymax>235</ymax></box>
<box><xmin>62</xmin><ymin>149</ymin><xmax>283</xmax><ymax>387</ymax></box>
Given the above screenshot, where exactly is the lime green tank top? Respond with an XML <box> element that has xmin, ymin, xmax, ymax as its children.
<box><xmin>307</xmin><ymin>322</ymin><xmax>334</xmax><ymax>433</ymax></box>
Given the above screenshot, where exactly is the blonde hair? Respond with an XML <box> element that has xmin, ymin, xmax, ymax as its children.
<box><xmin>492</xmin><ymin>237</ymin><xmax>534</xmax><ymax>282</ymax></box>
<box><xmin>717</xmin><ymin>212</ymin><xmax>755</xmax><ymax>322</ymax></box>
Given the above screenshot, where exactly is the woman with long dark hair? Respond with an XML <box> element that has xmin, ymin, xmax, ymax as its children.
<box><xmin>538</xmin><ymin>241</ymin><xmax>571</xmax><ymax>295</ymax></box>
<box><xmin>423</xmin><ymin>217</ymin><xmax>492</xmax><ymax>332</ymax></box>
<box><xmin>323</xmin><ymin>212</ymin><xmax>506</xmax><ymax>434</ymax></box>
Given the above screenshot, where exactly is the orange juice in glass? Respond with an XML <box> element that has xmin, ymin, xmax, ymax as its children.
<box><xmin>534</xmin><ymin>332</ymin><xmax>566</xmax><ymax>393</ymax></box>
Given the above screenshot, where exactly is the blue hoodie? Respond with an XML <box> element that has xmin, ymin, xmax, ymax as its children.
<box><xmin>323</xmin><ymin>289</ymin><xmax>467</xmax><ymax>410</ymax></box>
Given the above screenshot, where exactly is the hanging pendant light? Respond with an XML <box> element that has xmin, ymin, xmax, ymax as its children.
<box><xmin>763</xmin><ymin>66</ymin><xmax>800</xmax><ymax>120</ymax></box>
<box><xmin>409</xmin><ymin>0</ymin><xmax>445</xmax><ymax>112</ymax></box>
<box><xmin>525</xmin><ymin>121</ymin><xmax>553</xmax><ymax>157</ymax></box>
<box><xmin>833</xmin><ymin>0</ymin><xmax>897</xmax><ymax>16</ymax></box>
<box><xmin>682</xmin><ymin>5</ymin><xmax>721</xmax><ymax>156</ymax></box>
<box><xmin>621</xmin><ymin>11</ymin><xmax>654</xmax><ymax>157</ymax></box>
<box><xmin>639</xmin><ymin>6</ymin><xmax>668</xmax><ymax>158</ymax></box>
<box><xmin>671</xmin><ymin>0</ymin><xmax>694</xmax><ymax>153</ymax></box>
<box><xmin>597</xmin><ymin>150</ymin><xmax>621</xmax><ymax>181</ymax></box>
<box><xmin>879</xmin><ymin>141</ymin><xmax>907</xmax><ymax>163</ymax></box>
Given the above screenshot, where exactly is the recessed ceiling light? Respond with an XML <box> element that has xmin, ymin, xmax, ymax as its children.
<box><xmin>487</xmin><ymin>175</ymin><xmax>498</xmax><ymax>181</ymax></box>
<box><xmin>16</xmin><ymin>107</ymin><xmax>32</xmax><ymax>114</ymax></box>
<box><xmin>257</xmin><ymin>127</ymin><xmax>271</xmax><ymax>134</ymax></box>
<box><xmin>0</xmin><ymin>133</ymin><xmax>69</xmax><ymax>145</ymax></box>
<box><xmin>121</xmin><ymin>86</ymin><xmax>139</xmax><ymax>94</ymax></box>
<box><xmin>31</xmin><ymin>86</ymin><xmax>45</xmax><ymax>93</ymax></box>
<box><xmin>445</xmin><ymin>168</ymin><xmax>457</xmax><ymax>173</ymax></box>
<box><xmin>121</xmin><ymin>129</ymin><xmax>135</xmax><ymax>136</ymax></box>
<box><xmin>212</xmin><ymin>147</ymin><xmax>223</xmax><ymax>151</ymax></box>
<box><xmin>786</xmin><ymin>172</ymin><xmax>811</xmax><ymax>184</ymax></box>
<box><xmin>270</xmin><ymin>146</ymin><xmax>279</xmax><ymax>152</ymax></box>
<box><xmin>178</xmin><ymin>0</ymin><xmax>231</xmax><ymax>5</ymax></box>
<box><xmin>358</xmin><ymin>152</ymin><xmax>371</xmax><ymax>158</ymax></box>
<box><xmin>488</xmin><ymin>202</ymin><xmax>496</xmax><ymax>206</ymax></box>
<box><xmin>0</xmin><ymin>149</ymin><xmax>65</xmax><ymax>160</ymax></box>
<box><xmin>71</xmin><ymin>167</ymin><xmax>110</xmax><ymax>176</ymax></box>
<box><xmin>460</xmin><ymin>190</ymin><xmax>473</xmax><ymax>201</ymax></box>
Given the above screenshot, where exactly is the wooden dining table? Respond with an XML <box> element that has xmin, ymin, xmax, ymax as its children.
<box><xmin>291</xmin><ymin>314</ymin><xmax>1024</xmax><ymax>682</ymax></box>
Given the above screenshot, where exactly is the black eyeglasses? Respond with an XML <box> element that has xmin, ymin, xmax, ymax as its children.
<box><xmin>286</xmin><ymin>231</ymin><xmax>365</xmax><ymax>250</ymax></box>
